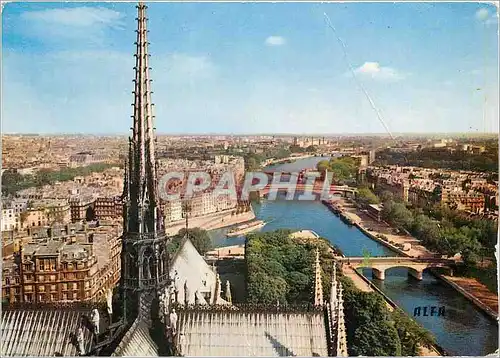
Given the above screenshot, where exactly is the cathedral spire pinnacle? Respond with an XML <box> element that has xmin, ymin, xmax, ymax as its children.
<box><xmin>119</xmin><ymin>2</ymin><xmax>169</xmax><ymax>319</ymax></box>
<box><xmin>314</xmin><ymin>248</ymin><xmax>324</xmax><ymax>306</ymax></box>
<box><xmin>125</xmin><ymin>1</ymin><xmax>162</xmax><ymax>235</ymax></box>
<box><xmin>336</xmin><ymin>282</ymin><xmax>348</xmax><ymax>357</ymax></box>
<box><xmin>330</xmin><ymin>261</ymin><xmax>338</xmax><ymax>308</ymax></box>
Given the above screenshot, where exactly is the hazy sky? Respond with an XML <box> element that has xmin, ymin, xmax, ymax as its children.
<box><xmin>2</xmin><ymin>2</ymin><xmax>499</xmax><ymax>134</ymax></box>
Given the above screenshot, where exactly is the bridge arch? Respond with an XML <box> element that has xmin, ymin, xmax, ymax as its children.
<box><xmin>358</xmin><ymin>265</ymin><xmax>423</xmax><ymax>281</ymax></box>
<box><xmin>341</xmin><ymin>256</ymin><xmax>454</xmax><ymax>282</ymax></box>
<box><xmin>381</xmin><ymin>266</ymin><xmax>424</xmax><ymax>280</ymax></box>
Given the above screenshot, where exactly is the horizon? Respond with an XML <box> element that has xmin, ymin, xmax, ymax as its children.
<box><xmin>2</xmin><ymin>2</ymin><xmax>499</xmax><ymax>135</ymax></box>
<box><xmin>2</xmin><ymin>131</ymin><xmax>498</xmax><ymax>138</ymax></box>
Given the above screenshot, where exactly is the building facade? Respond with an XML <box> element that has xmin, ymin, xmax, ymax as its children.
<box><xmin>1</xmin><ymin>223</ymin><xmax>121</xmax><ymax>304</ymax></box>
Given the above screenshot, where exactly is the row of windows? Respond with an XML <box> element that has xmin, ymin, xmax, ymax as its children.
<box><xmin>23</xmin><ymin>271</ymin><xmax>90</xmax><ymax>282</ymax></box>
<box><xmin>24</xmin><ymin>281</ymin><xmax>84</xmax><ymax>292</ymax></box>
<box><xmin>4</xmin><ymin>277</ymin><xmax>20</xmax><ymax>285</ymax></box>
<box><xmin>23</xmin><ymin>291</ymin><xmax>88</xmax><ymax>302</ymax></box>
<box><xmin>24</xmin><ymin>262</ymin><xmax>91</xmax><ymax>272</ymax></box>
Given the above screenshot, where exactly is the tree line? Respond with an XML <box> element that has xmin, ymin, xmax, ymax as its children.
<box><xmin>368</xmin><ymin>191</ymin><xmax>498</xmax><ymax>292</ymax></box>
<box><xmin>245</xmin><ymin>229</ymin><xmax>436</xmax><ymax>356</ymax></box>
<box><xmin>374</xmin><ymin>147</ymin><xmax>498</xmax><ymax>173</ymax></box>
<box><xmin>316</xmin><ymin>156</ymin><xmax>359</xmax><ymax>184</ymax></box>
<box><xmin>1</xmin><ymin>163</ymin><xmax>119</xmax><ymax>197</ymax></box>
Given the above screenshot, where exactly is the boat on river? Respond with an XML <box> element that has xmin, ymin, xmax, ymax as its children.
<box><xmin>226</xmin><ymin>220</ymin><xmax>266</xmax><ymax>237</ymax></box>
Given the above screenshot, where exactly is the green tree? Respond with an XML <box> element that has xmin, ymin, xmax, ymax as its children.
<box><xmin>177</xmin><ymin>228</ymin><xmax>212</xmax><ymax>255</ymax></box>
<box><xmin>356</xmin><ymin>187</ymin><xmax>380</xmax><ymax>207</ymax></box>
<box><xmin>316</xmin><ymin>156</ymin><xmax>359</xmax><ymax>183</ymax></box>
<box><xmin>391</xmin><ymin>309</ymin><xmax>436</xmax><ymax>356</ymax></box>
<box><xmin>316</xmin><ymin>160</ymin><xmax>330</xmax><ymax>173</ymax></box>
<box><xmin>382</xmin><ymin>200</ymin><xmax>414</xmax><ymax>230</ymax></box>
<box><xmin>380</xmin><ymin>190</ymin><xmax>394</xmax><ymax>203</ymax></box>
<box><xmin>351</xmin><ymin>321</ymin><xmax>402</xmax><ymax>357</ymax></box>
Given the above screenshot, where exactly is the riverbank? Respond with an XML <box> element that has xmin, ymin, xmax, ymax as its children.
<box><xmin>261</xmin><ymin>154</ymin><xmax>315</xmax><ymax>167</ymax></box>
<box><xmin>164</xmin><ymin>209</ymin><xmax>255</xmax><ymax>235</ymax></box>
<box><xmin>339</xmin><ymin>264</ymin><xmax>444</xmax><ymax>356</ymax></box>
<box><xmin>433</xmin><ymin>270</ymin><xmax>498</xmax><ymax>321</ymax></box>
<box><xmin>327</xmin><ymin>197</ymin><xmax>499</xmax><ymax>320</ymax></box>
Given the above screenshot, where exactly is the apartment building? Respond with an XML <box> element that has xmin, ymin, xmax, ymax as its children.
<box><xmin>1</xmin><ymin>208</ymin><xmax>19</xmax><ymax>232</ymax></box>
<box><xmin>94</xmin><ymin>197</ymin><xmax>122</xmax><ymax>219</ymax></box>
<box><xmin>69</xmin><ymin>195</ymin><xmax>95</xmax><ymax>222</ymax></box>
<box><xmin>163</xmin><ymin>199</ymin><xmax>183</xmax><ymax>224</ymax></box>
<box><xmin>441</xmin><ymin>188</ymin><xmax>485</xmax><ymax>213</ymax></box>
<box><xmin>376</xmin><ymin>176</ymin><xmax>410</xmax><ymax>202</ymax></box>
<box><xmin>1</xmin><ymin>222</ymin><xmax>121</xmax><ymax>304</ymax></box>
<box><xmin>408</xmin><ymin>179</ymin><xmax>439</xmax><ymax>208</ymax></box>
<box><xmin>22</xmin><ymin>199</ymin><xmax>71</xmax><ymax>228</ymax></box>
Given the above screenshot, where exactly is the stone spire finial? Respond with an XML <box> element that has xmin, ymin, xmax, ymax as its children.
<box><xmin>184</xmin><ymin>280</ymin><xmax>190</xmax><ymax>305</ymax></box>
<box><xmin>336</xmin><ymin>282</ymin><xmax>348</xmax><ymax>357</ymax></box>
<box><xmin>330</xmin><ymin>261</ymin><xmax>338</xmax><ymax>309</ymax></box>
<box><xmin>225</xmin><ymin>280</ymin><xmax>232</xmax><ymax>304</ymax></box>
<box><xmin>314</xmin><ymin>248</ymin><xmax>324</xmax><ymax>306</ymax></box>
<box><xmin>125</xmin><ymin>1</ymin><xmax>161</xmax><ymax>234</ymax></box>
<box><xmin>217</xmin><ymin>274</ymin><xmax>222</xmax><ymax>297</ymax></box>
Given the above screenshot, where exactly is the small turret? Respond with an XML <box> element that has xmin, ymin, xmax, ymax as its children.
<box><xmin>329</xmin><ymin>261</ymin><xmax>338</xmax><ymax>309</ymax></box>
<box><xmin>314</xmin><ymin>248</ymin><xmax>324</xmax><ymax>306</ymax></box>
<box><xmin>336</xmin><ymin>282</ymin><xmax>348</xmax><ymax>357</ymax></box>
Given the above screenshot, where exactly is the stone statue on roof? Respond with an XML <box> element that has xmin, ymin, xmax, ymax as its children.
<box><xmin>169</xmin><ymin>308</ymin><xmax>178</xmax><ymax>336</ymax></box>
<box><xmin>178</xmin><ymin>332</ymin><xmax>186</xmax><ymax>356</ymax></box>
<box><xmin>106</xmin><ymin>288</ymin><xmax>113</xmax><ymax>318</ymax></box>
<box><xmin>76</xmin><ymin>326</ymin><xmax>85</xmax><ymax>356</ymax></box>
<box><xmin>90</xmin><ymin>309</ymin><xmax>100</xmax><ymax>335</ymax></box>
<box><xmin>184</xmin><ymin>280</ymin><xmax>191</xmax><ymax>305</ymax></box>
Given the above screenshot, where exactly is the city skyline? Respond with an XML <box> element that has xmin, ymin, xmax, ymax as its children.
<box><xmin>3</xmin><ymin>2</ymin><xmax>499</xmax><ymax>135</ymax></box>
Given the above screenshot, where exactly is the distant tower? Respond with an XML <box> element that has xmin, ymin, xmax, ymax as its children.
<box><xmin>314</xmin><ymin>248</ymin><xmax>324</xmax><ymax>306</ymax></box>
<box><xmin>120</xmin><ymin>2</ymin><xmax>169</xmax><ymax>325</ymax></box>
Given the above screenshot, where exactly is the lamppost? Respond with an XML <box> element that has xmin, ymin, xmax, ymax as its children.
<box><xmin>181</xmin><ymin>199</ymin><xmax>192</xmax><ymax>234</ymax></box>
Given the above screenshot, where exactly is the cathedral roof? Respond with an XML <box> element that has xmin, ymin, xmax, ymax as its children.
<box><xmin>1</xmin><ymin>304</ymin><xmax>106</xmax><ymax>356</ymax></box>
<box><xmin>176</xmin><ymin>307</ymin><xmax>328</xmax><ymax>356</ymax></box>
<box><xmin>169</xmin><ymin>237</ymin><xmax>219</xmax><ymax>301</ymax></box>
<box><xmin>111</xmin><ymin>318</ymin><xmax>158</xmax><ymax>357</ymax></box>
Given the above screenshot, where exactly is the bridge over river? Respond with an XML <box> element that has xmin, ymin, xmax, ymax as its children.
<box><xmin>337</xmin><ymin>256</ymin><xmax>456</xmax><ymax>280</ymax></box>
<box><xmin>259</xmin><ymin>182</ymin><xmax>357</xmax><ymax>197</ymax></box>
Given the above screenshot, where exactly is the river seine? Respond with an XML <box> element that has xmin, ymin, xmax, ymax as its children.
<box><xmin>208</xmin><ymin>157</ymin><xmax>498</xmax><ymax>356</ymax></box>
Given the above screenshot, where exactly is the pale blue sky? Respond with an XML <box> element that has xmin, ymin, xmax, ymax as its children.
<box><xmin>2</xmin><ymin>2</ymin><xmax>499</xmax><ymax>134</ymax></box>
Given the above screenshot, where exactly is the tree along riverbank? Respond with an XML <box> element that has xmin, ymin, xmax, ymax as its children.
<box><xmin>330</xmin><ymin>194</ymin><xmax>499</xmax><ymax>320</ymax></box>
<box><xmin>244</xmin><ymin>229</ymin><xmax>438</xmax><ymax>356</ymax></box>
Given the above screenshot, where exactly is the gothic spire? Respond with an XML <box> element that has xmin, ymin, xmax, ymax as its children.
<box><xmin>330</xmin><ymin>261</ymin><xmax>338</xmax><ymax>309</ymax></box>
<box><xmin>314</xmin><ymin>248</ymin><xmax>324</xmax><ymax>306</ymax></box>
<box><xmin>125</xmin><ymin>1</ymin><xmax>162</xmax><ymax>234</ymax></box>
<box><xmin>336</xmin><ymin>282</ymin><xmax>348</xmax><ymax>357</ymax></box>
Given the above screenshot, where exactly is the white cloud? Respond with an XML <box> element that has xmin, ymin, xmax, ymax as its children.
<box><xmin>163</xmin><ymin>53</ymin><xmax>216</xmax><ymax>80</ymax></box>
<box><xmin>265</xmin><ymin>36</ymin><xmax>286</xmax><ymax>46</ymax></box>
<box><xmin>353</xmin><ymin>62</ymin><xmax>405</xmax><ymax>81</ymax></box>
<box><xmin>2</xmin><ymin>49</ymin><xmax>218</xmax><ymax>134</ymax></box>
<box><xmin>21</xmin><ymin>7</ymin><xmax>124</xmax><ymax>28</ymax></box>
<box><xmin>18</xmin><ymin>7</ymin><xmax>125</xmax><ymax>46</ymax></box>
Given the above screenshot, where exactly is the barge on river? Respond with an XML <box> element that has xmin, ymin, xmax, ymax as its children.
<box><xmin>226</xmin><ymin>220</ymin><xmax>266</xmax><ymax>237</ymax></box>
